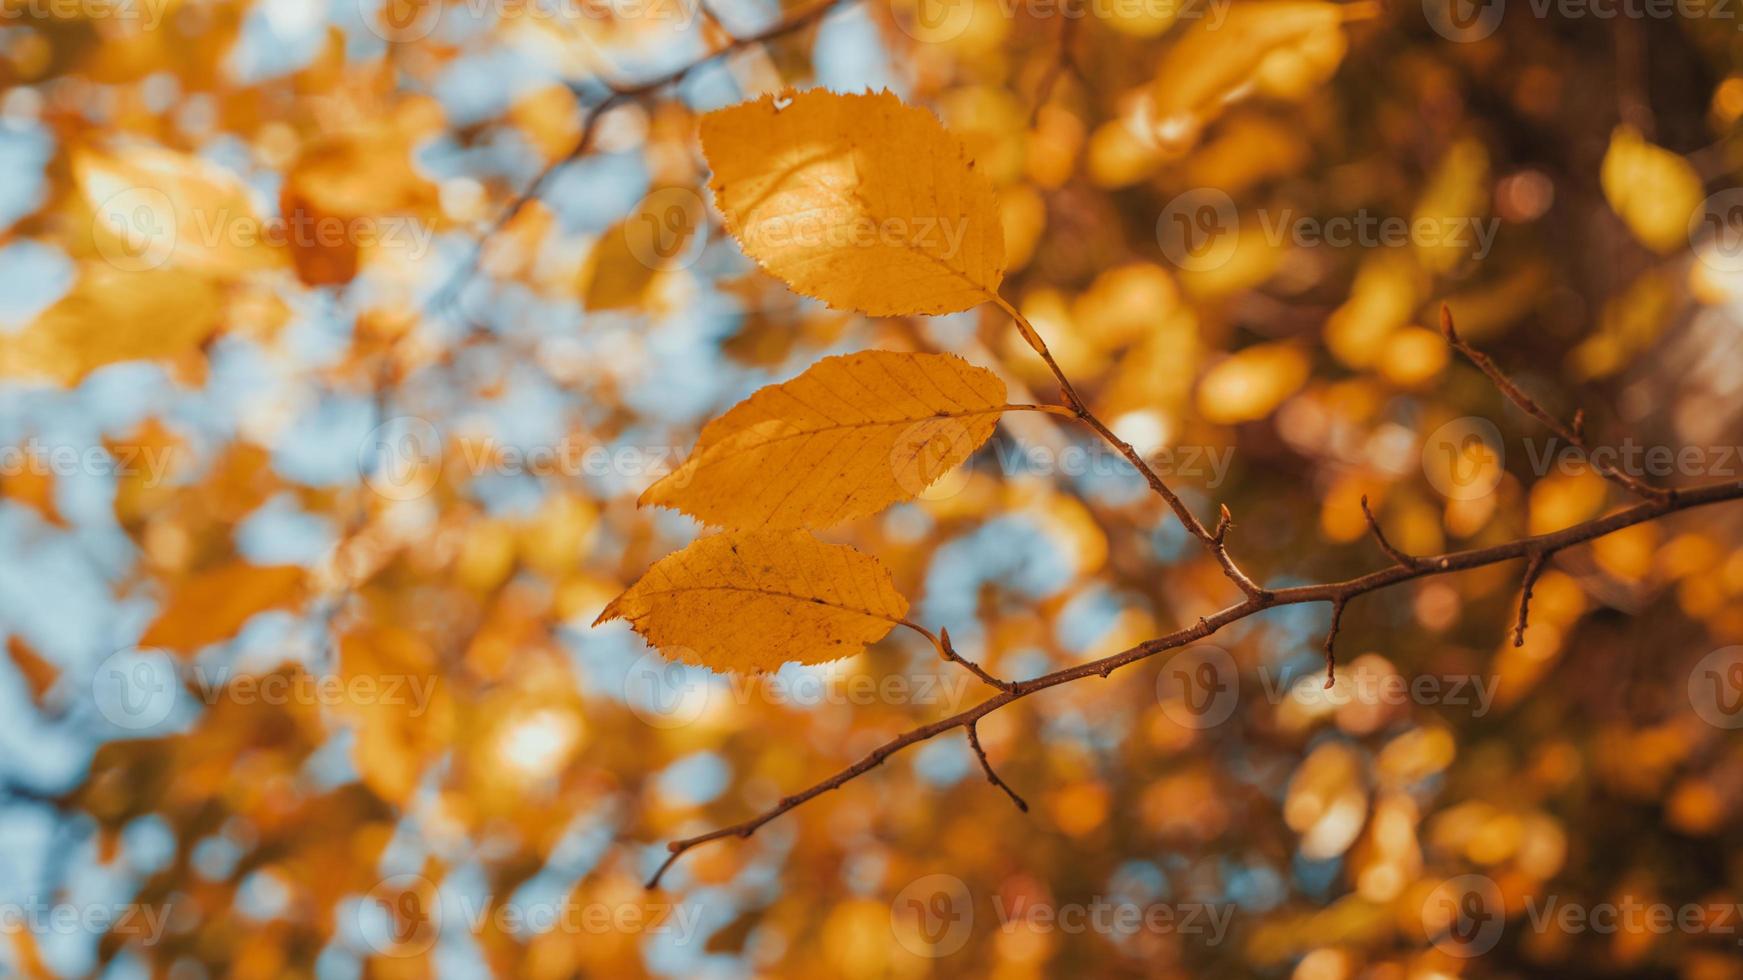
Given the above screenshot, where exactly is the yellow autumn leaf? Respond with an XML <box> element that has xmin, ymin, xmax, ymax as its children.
<box><xmin>140</xmin><ymin>562</ymin><xmax>306</xmax><ymax>654</ymax></box>
<box><xmin>580</xmin><ymin>187</ymin><xmax>705</xmax><ymax>311</ymax></box>
<box><xmin>1149</xmin><ymin>2</ymin><xmax>1374</xmax><ymax>155</ymax></box>
<box><xmin>1412</xmin><ymin>138</ymin><xmax>1490</xmax><ymax>274</ymax></box>
<box><xmin>1324</xmin><ymin>251</ymin><xmax>1420</xmax><ymax>369</ymax></box>
<box><xmin>279</xmin><ymin>112</ymin><xmax>444</xmax><ymax>286</ymax></box>
<box><xmin>76</xmin><ymin>144</ymin><xmax>285</xmax><ymax>276</ymax></box>
<box><xmin>1570</xmin><ymin>268</ymin><xmax>1677</xmax><ymax>379</ymax></box>
<box><xmin>0</xmin><ymin>264</ymin><xmax>223</xmax><ymax>384</ymax></box>
<box><xmin>1197</xmin><ymin>342</ymin><xmax>1312</xmax><ymax>424</ymax></box>
<box><xmin>699</xmin><ymin>88</ymin><xmax>1006</xmax><ymax>316</ymax></box>
<box><xmin>1601</xmin><ymin>125</ymin><xmax>1703</xmax><ymax>254</ymax></box>
<box><xmin>594</xmin><ymin>530</ymin><xmax>909</xmax><ymax>674</ymax></box>
<box><xmin>580</xmin><ymin>221</ymin><xmax>660</xmax><ymax>312</ymax></box>
<box><xmin>6</xmin><ymin>636</ymin><xmax>60</xmax><ymax>706</ymax></box>
<box><xmin>337</xmin><ymin>626</ymin><xmax>451</xmax><ymax>805</ymax></box>
<box><xmin>641</xmin><ymin>350</ymin><xmax>1008</xmax><ymax>529</ymax></box>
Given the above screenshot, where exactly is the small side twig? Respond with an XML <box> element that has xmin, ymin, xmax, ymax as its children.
<box><xmin>990</xmin><ymin>299</ymin><xmax>1270</xmax><ymax>603</ymax></box>
<box><xmin>1360</xmin><ymin>495</ymin><xmax>1421</xmax><ymax>568</ymax></box>
<box><xmin>1440</xmin><ymin>305</ymin><xmax>1671</xmax><ymax>503</ymax></box>
<box><xmin>1321</xmin><ymin>597</ymin><xmax>1347</xmax><ymax>689</ymax></box>
<box><xmin>905</xmin><ymin>623</ymin><xmax>1012</xmax><ymax>691</ymax></box>
<box><xmin>1029</xmin><ymin>0</ymin><xmax>1082</xmax><ymax>125</ymax></box>
<box><xmin>1513</xmin><ymin>550</ymin><xmax>1551</xmax><ymax>647</ymax></box>
<box><xmin>966</xmin><ymin>722</ymin><xmax>1028</xmax><ymax>813</ymax></box>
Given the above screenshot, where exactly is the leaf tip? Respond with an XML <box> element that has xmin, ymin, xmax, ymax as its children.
<box><xmin>592</xmin><ymin>597</ymin><xmax>625</xmax><ymax>628</ymax></box>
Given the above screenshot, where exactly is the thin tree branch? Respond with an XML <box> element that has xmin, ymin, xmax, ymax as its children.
<box><xmin>646</xmin><ymin>476</ymin><xmax>1743</xmax><ymax>887</ymax></box>
<box><xmin>901</xmin><ymin>622</ymin><xmax>1012</xmax><ymax>691</ymax></box>
<box><xmin>1321</xmin><ymin>596</ymin><xmax>1347</xmax><ymax>689</ymax></box>
<box><xmin>1360</xmin><ymin>494</ymin><xmax>1421</xmax><ymax>569</ymax></box>
<box><xmin>424</xmin><ymin>0</ymin><xmax>856</xmax><ymax>327</ymax></box>
<box><xmin>988</xmin><ymin>294</ymin><xmax>1270</xmax><ymax>601</ymax></box>
<box><xmin>1513</xmin><ymin>550</ymin><xmax>1551</xmax><ymax>647</ymax></box>
<box><xmin>1029</xmin><ymin>0</ymin><xmax>1083</xmax><ymax>125</ymax></box>
<box><xmin>1439</xmin><ymin>305</ymin><xmax>1672</xmax><ymax>503</ymax></box>
<box><xmin>966</xmin><ymin>722</ymin><xmax>1028</xmax><ymax>813</ymax></box>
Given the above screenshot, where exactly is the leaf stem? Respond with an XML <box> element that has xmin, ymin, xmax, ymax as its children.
<box><xmin>986</xmin><ymin>291</ymin><xmax>1270</xmax><ymax>599</ymax></box>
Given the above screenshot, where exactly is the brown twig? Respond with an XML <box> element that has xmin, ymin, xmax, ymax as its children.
<box><xmin>1360</xmin><ymin>495</ymin><xmax>1421</xmax><ymax>568</ymax></box>
<box><xmin>989</xmin><ymin>297</ymin><xmax>1271</xmax><ymax>602</ymax></box>
<box><xmin>1439</xmin><ymin>305</ymin><xmax>1672</xmax><ymax>503</ymax></box>
<box><xmin>1029</xmin><ymin>0</ymin><xmax>1082</xmax><ymax>125</ymax></box>
<box><xmin>423</xmin><ymin>0</ymin><xmax>855</xmax><ymax>329</ymax></box>
<box><xmin>1322</xmin><ymin>597</ymin><xmax>1347</xmax><ymax>689</ymax></box>
<box><xmin>1513</xmin><ymin>550</ymin><xmax>1551</xmax><ymax>647</ymax></box>
<box><xmin>903</xmin><ymin>622</ymin><xmax>1012</xmax><ymax>691</ymax></box>
<box><xmin>966</xmin><ymin>722</ymin><xmax>1028</xmax><ymax>813</ymax></box>
<box><xmin>644</xmin><ymin>476</ymin><xmax>1743</xmax><ymax>887</ymax></box>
